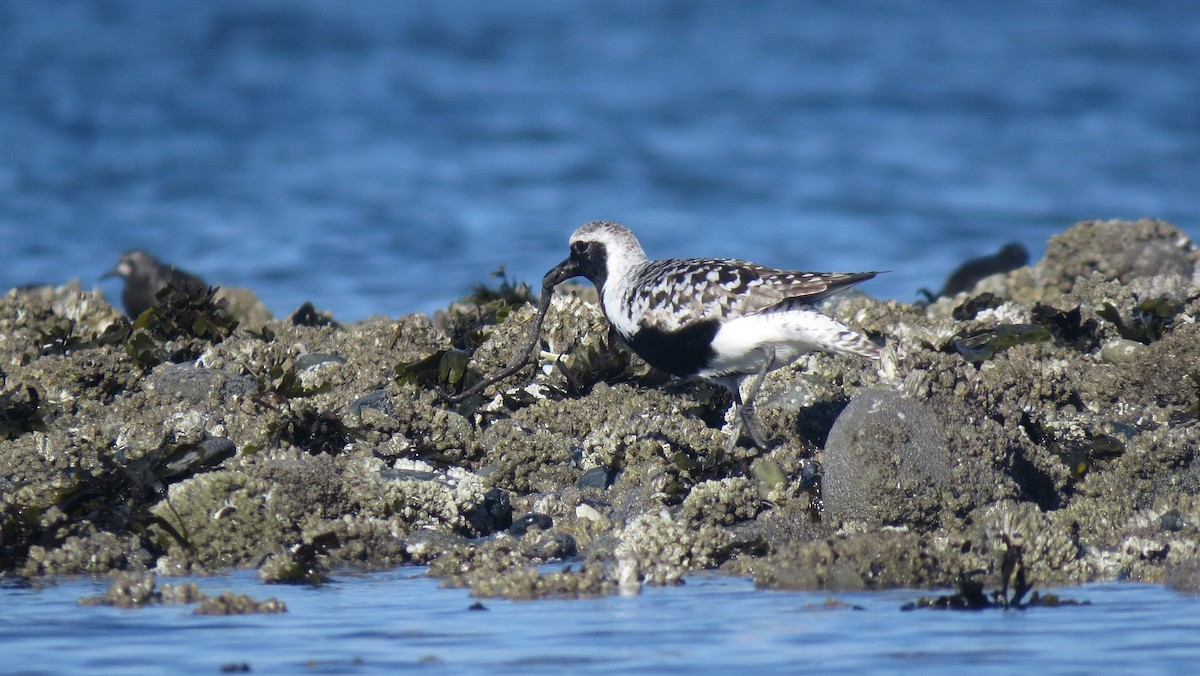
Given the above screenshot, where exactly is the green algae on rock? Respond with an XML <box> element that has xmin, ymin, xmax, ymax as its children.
<box><xmin>2</xmin><ymin>219</ymin><xmax>1200</xmax><ymax>605</ymax></box>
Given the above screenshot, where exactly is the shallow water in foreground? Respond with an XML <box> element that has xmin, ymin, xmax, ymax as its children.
<box><xmin>2</xmin><ymin>569</ymin><xmax>1198</xmax><ymax>675</ymax></box>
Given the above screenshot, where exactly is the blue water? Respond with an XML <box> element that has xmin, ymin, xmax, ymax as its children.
<box><xmin>1</xmin><ymin>1</ymin><xmax>1197</xmax><ymax>319</ymax></box>
<box><xmin>3</xmin><ymin>571</ymin><xmax>1199</xmax><ymax>675</ymax></box>
<box><xmin>3</xmin><ymin>1</ymin><xmax>1200</xmax><ymax>669</ymax></box>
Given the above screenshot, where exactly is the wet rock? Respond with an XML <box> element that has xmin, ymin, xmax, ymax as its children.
<box><xmin>577</xmin><ymin>466</ymin><xmax>616</xmax><ymax>490</ymax></box>
<box><xmin>525</xmin><ymin>532</ymin><xmax>578</xmax><ymax>561</ymax></box>
<box><xmin>753</xmin><ymin>530</ymin><xmax>956</xmax><ymax>591</ymax></box>
<box><xmin>152</xmin><ymin>437</ymin><xmax>237</xmax><ymax>482</ymax></box>
<box><xmin>160</xmin><ymin>582</ymin><xmax>207</xmax><ymax>604</ymax></box>
<box><xmin>388</xmin><ymin>395</ymin><xmax>480</xmax><ymax>464</ymax></box>
<box><xmin>405</xmin><ymin>530</ymin><xmax>470</xmax><ymax>564</ymax></box>
<box><xmin>348</xmin><ymin>390</ymin><xmax>394</xmax><ymax>418</ymax></box>
<box><xmin>465</xmin><ymin>487</ymin><xmax>514</xmax><ymax>535</ymax></box>
<box><xmin>145</xmin><ymin>363</ymin><xmax>256</xmax><ymax>402</ymax></box>
<box><xmin>79</xmin><ymin>571</ymin><xmax>159</xmax><ymax>608</ymax></box>
<box><xmin>22</xmin><ymin>532</ymin><xmax>153</xmax><ymax>577</ymax></box>
<box><xmin>1166</xmin><ymin>558</ymin><xmax>1200</xmax><ymax>594</ymax></box>
<box><xmin>194</xmin><ymin>592</ymin><xmax>287</xmax><ymax>615</ymax></box>
<box><xmin>430</xmin><ymin>539</ymin><xmax>613</xmax><ymax>600</ymax></box>
<box><xmin>509</xmin><ymin>512</ymin><xmax>554</xmax><ymax>537</ymax></box>
<box><xmin>679</xmin><ymin>477</ymin><xmax>762</xmax><ymax>527</ymax></box>
<box><xmin>1098</xmin><ymin>338</ymin><xmax>1144</xmax><ymax>364</ymax></box>
<box><xmin>79</xmin><ymin>572</ymin><xmax>209</xmax><ymax>608</ymax></box>
<box><xmin>615</xmin><ymin>512</ymin><xmax>733</xmax><ymax>587</ymax></box>
<box><xmin>1160</xmin><ymin>509</ymin><xmax>1186</xmax><ymax>532</ymax></box>
<box><xmin>479</xmin><ymin>421</ymin><xmax>580</xmax><ymax>494</ymax></box>
<box><xmin>822</xmin><ymin>387</ymin><xmax>951</xmax><ymax>526</ymax></box>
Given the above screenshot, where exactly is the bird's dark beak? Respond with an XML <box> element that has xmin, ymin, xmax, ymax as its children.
<box><xmin>543</xmin><ymin>256</ymin><xmax>581</xmax><ymax>288</ymax></box>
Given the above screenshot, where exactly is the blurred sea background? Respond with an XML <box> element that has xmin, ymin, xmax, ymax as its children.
<box><xmin>3</xmin><ymin>2</ymin><xmax>1200</xmax><ymax>673</ymax></box>
<box><xmin>1</xmin><ymin>0</ymin><xmax>1196</xmax><ymax>320</ymax></box>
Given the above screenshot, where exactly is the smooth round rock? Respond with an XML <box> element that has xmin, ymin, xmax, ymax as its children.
<box><xmin>509</xmin><ymin>512</ymin><xmax>553</xmax><ymax>537</ymax></box>
<box><xmin>822</xmin><ymin>387</ymin><xmax>951</xmax><ymax>525</ymax></box>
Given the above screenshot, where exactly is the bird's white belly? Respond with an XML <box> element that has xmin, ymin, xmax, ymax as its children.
<box><xmin>698</xmin><ymin>308</ymin><xmax>854</xmax><ymax>378</ymax></box>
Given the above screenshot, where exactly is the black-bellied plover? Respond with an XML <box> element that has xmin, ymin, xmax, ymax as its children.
<box><xmin>104</xmin><ymin>249</ymin><xmax>208</xmax><ymax>317</ymax></box>
<box><xmin>545</xmin><ymin>220</ymin><xmax>882</xmax><ymax>450</ymax></box>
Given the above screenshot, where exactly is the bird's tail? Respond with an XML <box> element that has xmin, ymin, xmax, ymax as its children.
<box><xmin>825</xmin><ymin>328</ymin><xmax>882</xmax><ymax>360</ymax></box>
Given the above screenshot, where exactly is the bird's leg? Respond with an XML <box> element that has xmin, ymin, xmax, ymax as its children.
<box><xmin>738</xmin><ymin>347</ymin><xmax>776</xmax><ymax>450</ymax></box>
<box><xmin>721</xmin><ymin>347</ymin><xmax>776</xmax><ymax>453</ymax></box>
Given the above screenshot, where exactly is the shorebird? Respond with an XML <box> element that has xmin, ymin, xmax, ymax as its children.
<box><xmin>937</xmin><ymin>242</ymin><xmax>1028</xmax><ymax>298</ymax></box>
<box><xmin>544</xmin><ymin>220</ymin><xmax>881</xmax><ymax>450</ymax></box>
<box><xmin>104</xmin><ymin>249</ymin><xmax>208</xmax><ymax>318</ymax></box>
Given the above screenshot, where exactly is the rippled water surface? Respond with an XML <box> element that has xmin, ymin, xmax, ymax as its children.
<box><xmin>1</xmin><ymin>1</ymin><xmax>1197</xmax><ymax>318</ymax></box>
<box><xmin>3</xmin><ymin>571</ymin><xmax>1199</xmax><ymax>675</ymax></box>
<box><xmin>3</xmin><ymin>3</ymin><xmax>1200</xmax><ymax>673</ymax></box>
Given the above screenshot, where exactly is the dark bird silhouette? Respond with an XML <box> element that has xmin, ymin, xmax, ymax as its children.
<box><xmin>104</xmin><ymin>249</ymin><xmax>208</xmax><ymax>317</ymax></box>
<box><xmin>937</xmin><ymin>243</ymin><xmax>1029</xmax><ymax>298</ymax></box>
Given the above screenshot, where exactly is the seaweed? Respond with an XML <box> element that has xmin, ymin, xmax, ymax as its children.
<box><xmin>950</xmin><ymin>292</ymin><xmax>1005</xmax><ymax>321</ymax></box>
<box><xmin>552</xmin><ymin>329</ymin><xmax>638</xmax><ymax>397</ymax></box>
<box><xmin>267</xmin><ymin>408</ymin><xmax>353</xmax><ymax>456</ymax></box>
<box><xmin>136</xmin><ymin>284</ymin><xmax>239</xmax><ymax>342</ymax></box>
<box><xmin>1096</xmin><ymin>297</ymin><xmax>1181</xmax><ymax>344</ymax></box>
<box><xmin>35</xmin><ymin>315</ymin><xmax>131</xmax><ymax>356</ymax></box>
<box><xmin>259</xmin><ymin>530</ymin><xmax>340</xmax><ymax>585</ymax></box>
<box><xmin>437</xmin><ymin>266</ymin><xmax>535</xmax><ymax>350</ymax></box>
<box><xmin>124</xmin><ymin>284</ymin><xmax>240</xmax><ymax>368</ymax></box>
<box><xmin>950</xmin><ymin>324</ymin><xmax>1055</xmax><ymax>362</ymax></box>
<box><xmin>290</xmin><ymin>301</ymin><xmax>338</xmax><ymax>328</ymax></box>
<box><xmin>1030</xmin><ymin>303</ymin><xmax>1099</xmax><ymax>351</ymax></box>
<box><xmin>394</xmin><ymin>349</ymin><xmax>473</xmax><ymax>393</ymax></box>
<box><xmin>0</xmin><ymin>371</ymin><xmax>47</xmax><ymax>439</ymax></box>
<box><xmin>900</xmin><ymin>572</ymin><xmax>1089</xmax><ymax>611</ymax></box>
<box><xmin>254</xmin><ymin>361</ymin><xmax>333</xmax><ymax>400</ymax></box>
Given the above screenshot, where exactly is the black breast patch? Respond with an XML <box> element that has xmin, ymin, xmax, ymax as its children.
<box><xmin>625</xmin><ymin>320</ymin><xmax>720</xmax><ymax>377</ymax></box>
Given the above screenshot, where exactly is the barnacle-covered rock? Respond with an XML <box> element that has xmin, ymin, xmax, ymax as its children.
<box><xmin>752</xmin><ymin>530</ymin><xmax>958</xmax><ymax>591</ymax></box>
<box><xmin>678</xmin><ymin>477</ymin><xmax>762</xmax><ymax>527</ymax></box>
<box><xmin>2</xmin><ymin>218</ymin><xmax>1200</xmax><ymax>604</ymax></box>
<box><xmin>980</xmin><ymin>500</ymin><xmax>1087</xmax><ymax>585</ymax></box>
<box><xmin>615</xmin><ymin>511</ymin><xmax>732</xmax><ymax>586</ymax></box>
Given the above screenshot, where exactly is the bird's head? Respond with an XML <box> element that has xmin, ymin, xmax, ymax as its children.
<box><xmin>544</xmin><ymin>220</ymin><xmax>647</xmax><ymax>291</ymax></box>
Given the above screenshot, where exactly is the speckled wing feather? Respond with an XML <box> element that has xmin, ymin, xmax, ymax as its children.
<box><xmin>624</xmin><ymin>258</ymin><xmax>877</xmax><ymax>332</ymax></box>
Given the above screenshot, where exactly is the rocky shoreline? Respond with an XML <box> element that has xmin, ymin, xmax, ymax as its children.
<box><xmin>3</xmin><ymin>218</ymin><xmax>1200</xmax><ymax>600</ymax></box>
